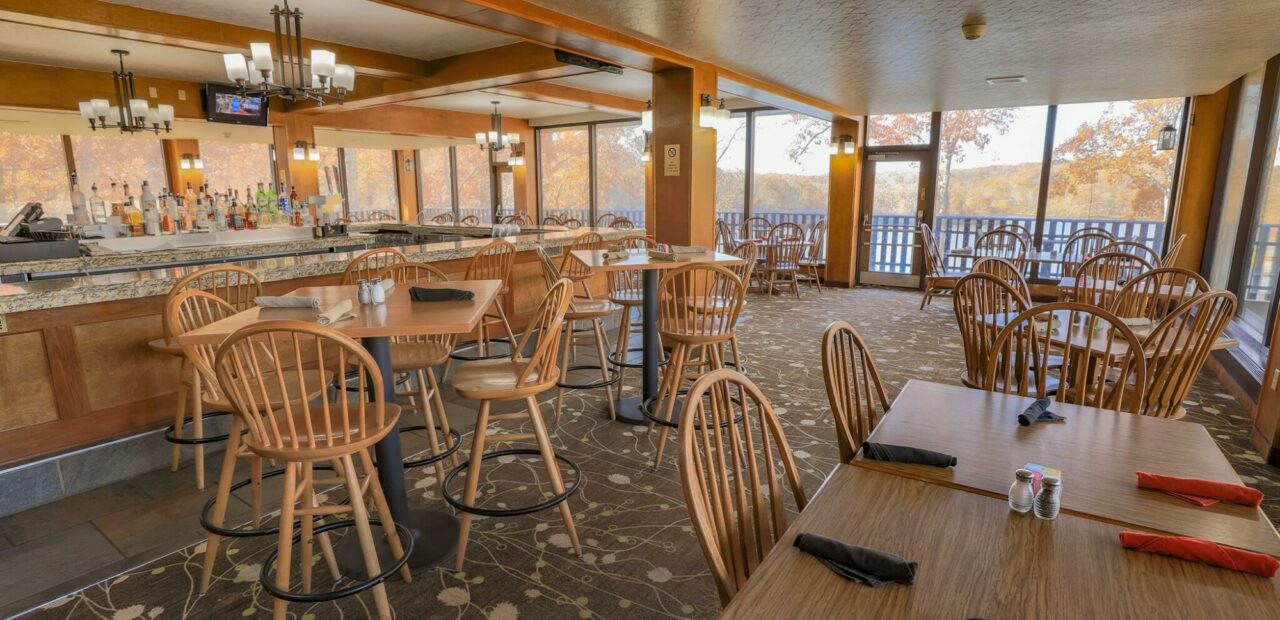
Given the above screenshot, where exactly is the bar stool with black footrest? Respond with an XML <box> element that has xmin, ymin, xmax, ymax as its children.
<box><xmin>445</xmin><ymin>278</ymin><xmax>581</xmax><ymax>570</ymax></box>
<box><xmin>376</xmin><ymin>261</ymin><xmax>463</xmax><ymax>479</ymax></box>
<box><xmin>607</xmin><ymin>235</ymin><xmax>659</xmax><ymax>385</ymax></box>
<box><xmin>559</xmin><ymin>232</ymin><xmax>608</xmax><ymax>298</ymax></box>
<box><xmin>537</xmin><ymin>248</ymin><xmax>620</xmax><ymax>421</ymax></box>
<box><xmin>160</xmin><ymin>265</ymin><xmax>263</xmax><ymax>490</ymax></box>
<box><xmin>450</xmin><ymin>239</ymin><xmax>518</xmax><ymax>363</ymax></box>
<box><xmin>214</xmin><ymin>320</ymin><xmax>412</xmax><ymax>620</ymax></box>
<box><xmin>648</xmin><ymin>263</ymin><xmax>747</xmax><ymax>468</ymax></box>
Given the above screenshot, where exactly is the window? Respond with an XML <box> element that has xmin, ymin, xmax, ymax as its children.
<box><xmin>200</xmin><ymin>141</ymin><xmax>273</xmax><ymax>196</ymax></box>
<box><xmin>716</xmin><ymin>113</ymin><xmax>748</xmax><ymax>228</ymax></box>
<box><xmin>454</xmin><ymin>145</ymin><xmax>492</xmax><ymax>223</ymax></box>
<box><xmin>1045</xmin><ymin>99</ymin><xmax>1183</xmax><ymax>257</ymax></box>
<box><xmin>751</xmin><ymin>111</ymin><xmax>831</xmax><ymax>229</ymax></box>
<box><xmin>1210</xmin><ymin>66</ymin><xmax>1268</xmax><ymax>289</ymax></box>
<box><xmin>867</xmin><ymin>113</ymin><xmax>932</xmax><ymax>146</ymax></box>
<box><xmin>0</xmin><ymin>132</ymin><xmax>70</xmax><ymax>221</ymax></box>
<box><xmin>341</xmin><ymin>148</ymin><xmax>397</xmax><ymax>218</ymax></box>
<box><xmin>594</xmin><ymin>121</ymin><xmax>646</xmax><ymax>227</ymax></box>
<box><xmin>538</xmin><ymin>126</ymin><xmax>590</xmax><ymax>224</ymax></box>
<box><xmin>1240</xmin><ymin>117</ymin><xmax>1280</xmax><ymax>339</ymax></box>
<box><xmin>316</xmin><ymin>146</ymin><xmax>343</xmax><ymax>196</ymax></box>
<box><xmin>69</xmin><ymin>134</ymin><xmax>166</xmax><ymax>208</ymax></box>
<box><xmin>417</xmin><ymin>146</ymin><xmax>453</xmax><ymax>221</ymax></box>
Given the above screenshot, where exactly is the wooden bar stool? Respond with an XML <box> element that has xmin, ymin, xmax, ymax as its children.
<box><xmin>537</xmin><ymin>248</ymin><xmax>620</xmax><ymax>421</ymax></box>
<box><xmin>560</xmin><ymin>232</ymin><xmax>607</xmax><ymax>298</ymax></box>
<box><xmin>161</xmin><ymin>265</ymin><xmax>263</xmax><ymax>489</ymax></box>
<box><xmin>341</xmin><ymin>247</ymin><xmax>407</xmax><ymax>285</ymax></box>
<box><xmin>451</xmin><ymin>240</ymin><xmax>518</xmax><ymax>362</ymax></box>
<box><xmin>607</xmin><ymin>235</ymin><xmax>658</xmax><ymax>383</ymax></box>
<box><xmin>377</xmin><ymin>262</ymin><xmax>463</xmax><ymax>479</ymax></box>
<box><xmin>445</xmin><ymin>279</ymin><xmax>581</xmax><ymax>570</ymax></box>
<box><xmin>215</xmin><ymin>321</ymin><xmax>412</xmax><ymax>620</ymax></box>
<box><xmin>648</xmin><ymin>264</ymin><xmax>747</xmax><ymax>467</ymax></box>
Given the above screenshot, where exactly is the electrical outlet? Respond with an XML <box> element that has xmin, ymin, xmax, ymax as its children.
<box><xmin>148</xmin><ymin>86</ymin><xmax>158</xmax><ymax>98</ymax></box>
<box><xmin>0</xmin><ymin>314</ymin><xmax>8</xmax><ymax>334</ymax></box>
<box><xmin>178</xmin><ymin>89</ymin><xmax>187</xmax><ymax>101</ymax></box>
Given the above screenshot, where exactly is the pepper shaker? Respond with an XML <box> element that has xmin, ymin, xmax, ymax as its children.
<box><xmin>356</xmin><ymin>279</ymin><xmax>373</xmax><ymax>305</ymax></box>
<box><xmin>1008</xmin><ymin>468</ymin><xmax>1035</xmax><ymax>514</ymax></box>
<box><xmin>1034</xmin><ymin>476</ymin><xmax>1062</xmax><ymax>520</ymax></box>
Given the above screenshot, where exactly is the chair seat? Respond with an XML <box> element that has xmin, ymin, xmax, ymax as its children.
<box><xmin>453</xmin><ymin>358</ymin><xmax>554</xmax><ymax>400</ymax></box>
<box><xmin>763</xmin><ymin>263</ymin><xmax>799</xmax><ymax>272</ymax></box>
<box><xmin>203</xmin><ymin>367</ymin><xmax>336</xmax><ymax>412</ymax></box>
<box><xmin>250</xmin><ymin>403</ymin><xmax>402</xmax><ymax>460</ymax></box>
<box><xmin>610</xmin><ymin>288</ymin><xmax>643</xmax><ymax>305</ymax></box>
<box><xmin>390</xmin><ymin>340</ymin><xmax>452</xmax><ymax>371</ymax></box>
<box><xmin>148</xmin><ymin>337</ymin><xmax>183</xmax><ymax>356</ymax></box>
<box><xmin>568</xmin><ymin>298</ymin><xmax>620</xmax><ymax>319</ymax></box>
<box><xmin>799</xmin><ymin>259</ymin><xmax>826</xmax><ymax>268</ymax></box>
<box><xmin>685</xmin><ymin>296</ymin><xmax>736</xmax><ymax>312</ymax></box>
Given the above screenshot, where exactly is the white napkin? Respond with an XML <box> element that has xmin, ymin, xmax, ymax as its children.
<box><xmin>1118</xmin><ymin>317</ymin><xmax>1153</xmax><ymax>329</ymax></box>
<box><xmin>255</xmin><ymin>296</ymin><xmax>321</xmax><ymax>309</ymax></box>
<box><xmin>378</xmin><ymin>279</ymin><xmax>395</xmax><ymax>295</ymax></box>
<box><xmin>317</xmin><ymin>299</ymin><xmax>356</xmax><ymax>325</ymax></box>
<box><xmin>603</xmin><ymin>250</ymin><xmax>630</xmax><ymax>262</ymax></box>
<box><xmin>671</xmin><ymin>245</ymin><xmax>708</xmax><ymax>254</ymax></box>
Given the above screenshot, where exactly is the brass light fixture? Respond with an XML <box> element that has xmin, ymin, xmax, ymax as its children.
<box><xmin>829</xmin><ymin>134</ymin><xmax>857</xmax><ymax>156</ymax></box>
<box><xmin>475</xmin><ymin>101</ymin><xmax>521</xmax><ymax>152</ymax></box>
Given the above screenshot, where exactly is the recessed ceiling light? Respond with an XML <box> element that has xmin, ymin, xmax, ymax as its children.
<box><xmin>986</xmin><ymin>75</ymin><xmax>1027</xmax><ymax>85</ymax></box>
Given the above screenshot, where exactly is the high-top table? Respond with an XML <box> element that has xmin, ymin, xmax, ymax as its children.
<box><xmin>569</xmin><ymin>249</ymin><xmax>744</xmax><ymax>424</ymax></box>
<box><xmin>178</xmin><ymin>279</ymin><xmax>502</xmax><ymax>570</ymax></box>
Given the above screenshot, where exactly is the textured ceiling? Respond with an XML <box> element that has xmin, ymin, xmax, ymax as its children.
<box><xmin>527</xmin><ymin>0</ymin><xmax>1280</xmax><ymax>114</ymax></box>
<box><xmin>406</xmin><ymin>92</ymin><xmax>589</xmax><ymax>120</ymax></box>
<box><xmin>106</xmin><ymin>0</ymin><xmax>514</xmax><ymax>60</ymax></box>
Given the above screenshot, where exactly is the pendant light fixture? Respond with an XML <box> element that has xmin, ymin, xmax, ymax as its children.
<box><xmin>78</xmin><ymin>50</ymin><xmax>174</xmax><ymax>134</ymax></box>
<box><xmin>475</xmin><ymin>101</ymin><xmax>521</xmax><ymax>152</ymax></box>
<box><xmin>221</xmin><ymin>1</ymin><xmax>355</xmax><ymax>105</ymax></box>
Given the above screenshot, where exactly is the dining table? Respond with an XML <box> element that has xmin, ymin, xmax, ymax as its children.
<box><xmin>569</xmin><ymin>248</ymin><xmax>744</xmax><ymax>425</ymax></box>
<box><xmin>177</xmin><ymin>279</ymin><xmax>502</xmax><ymax>571</ymax></box>
<box><xmin>981</xmin><ymin>309</ymin><xmax>1238</xmax><ymax>356</ymax></box>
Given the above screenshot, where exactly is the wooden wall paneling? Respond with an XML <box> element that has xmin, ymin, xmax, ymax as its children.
<box><xmin>75</xmin><ymin>314</ymin><xmax>178</xmax><ymax>411</ymax></box>
<box><xmin>274</xmin><ymin>115</ymin><xmax>320</xmax><ymax>198</ymax></box>
<box><xmin>0</xmin><ymin>60</ymin><xmax>205</xmax><ymax>119</ymax></box>
<box><xmin>0</xmin><ymin>331</ymin><xmax>59</xmax><ymax>432</ymax></box>
<box><xmin>825</xmin><ymin>116</ymin><xmax>863</xmax><ymax>286</ymax></box>
<box><xmin>1169</xmin><ymin>87</ymin><xmax>1231</xmax><ymax>272</ymax></box>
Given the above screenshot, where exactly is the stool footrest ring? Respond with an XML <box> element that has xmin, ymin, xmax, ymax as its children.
<box><xmin>199</xmin><ymin>464</ymin><xmax>345</xmax><ymax>539</ymax></box>
<box><xmin>640</xmin><ymin>395</ymin><xmax>745</xmax><ymax>429</ymax></box>
<box><xmin>259</xmin><ymin>519</ymin><xmax>413</xmax><ymax>603</ymax></box>
<box><xmin>450</xmin><ymin>337</ymin><xmax>515</xmax><ymax>361</ymax></box>
<box><xmin>398</xmin><ymin>425</ymin><xmax>463</xmax><ymax>469</ymax></box>
<box><xmin>442</xmin><ymin>449</ymin><xmax>582</xmax><ymax>517</ymax></box>
<box><xmin>556</xmin><ymin>364</ymin><xmax>621</xmax><ymax>390</ymax></box>
<box><xmin>164</xmin><ymin>410</ymin><xmax>243</xmax><ymax>445</ymax></box>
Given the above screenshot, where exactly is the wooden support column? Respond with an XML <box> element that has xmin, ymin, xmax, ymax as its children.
<box><xmin>272</xmin><ymin>113</ymin><xmax>319</xmax><ymax>198</ymax></box>
<box><xmin>651</xmin><ymin>65</ymin><xmax>717</xmax><ymax>246</ymax></box>
<box><xmin>1169</xmin><ymin>88</ymin><xmax>1230</xmax><ymax>272</ymax></box>
<box><xmin>825</xmin><ymin>117</ymin><xmax>865</xmax><ymax>286</ymax></box>
<box><xmin>394</xmin><ymin>150</ymin><xmax>418</xmax><ymax>222</ymax></box>
<box><xmin>513</xmin><ymin>127</ymin><xmax>537</xmax><ymax>220</ymax></box>
<box><xmin>162</xmin><ymin>139</ymin><xmax>203</xmax><ymax>193</ymax></box>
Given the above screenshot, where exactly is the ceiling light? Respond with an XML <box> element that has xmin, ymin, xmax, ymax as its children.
<box><xmin>222</xmin><ymin>1</ymin><xmax>354</xmax><ymax>105</ymax></box>
<box><xmin>476</xmin><ymin>101</ymin><xmax>519</xmax><ymax>152</ymax></box>
<box><xmin>985</xmin><ymin>75</ymin><xmax>1027</xmax><ymax>85</ymax></box>
<box><xmin>640</xmin><ymin>100</ymin><xmax>653</xmax><ymax>133</ymax></box>
<box><xmin>78</xmin><ymin>50</ymin><xmax>173</xmax><ymax>134</ymax></box>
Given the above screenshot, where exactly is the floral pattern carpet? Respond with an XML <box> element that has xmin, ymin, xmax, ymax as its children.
<box><xmin>23</xmin><ymin>287</ymin><xmax>1280</xmax><ymax>620</ymax></box>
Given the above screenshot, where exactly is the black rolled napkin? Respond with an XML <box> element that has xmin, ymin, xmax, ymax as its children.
<box><xmin>409</xmin><ymin>287</ymin><xmax>474</xmax><ymax>302</ymax></box>
<box><xmin>1017</xmin><ymin>397</ymin><xmax>1066</xmax><ymax>426</ymax></box>
<box><xmin>861</xmin><ymin>441</ymin><xmax>956</xmax><ymax>468</ymax></box>
<box><xmin>793</xmin><ymin>533</ymin><xmax>917</xmax><ymax>587</ymax></box>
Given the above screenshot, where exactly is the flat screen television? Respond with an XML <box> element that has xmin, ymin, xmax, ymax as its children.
<box><xmin>203</xmin><ymin>84</ymin><xmax>268</xmax><ymax>126</ymax></box>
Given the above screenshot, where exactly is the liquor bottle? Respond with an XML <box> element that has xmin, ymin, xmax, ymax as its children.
<box><xmin>194</xmin><ymin>195</ymin><xmax>209</xmax><ymax>231</ymax></box>
<box><xmin>255</xmin><ymin>182</ymin><xmax>269</xmax><ymax>212</ymax></box>
<box><xmin>277</xmin><ymin>183</ymin><xmax>290</xmax><ymax>218</ymax></box>
<box><xmin>126</xmin><ymin>199</ymin><xmax>145</xmax><ymax>237</ymax></box>
<box><xmin>160</xmin><ymin>189</ymin><xmax>177</xmax><ymax>234</ymax></box>
<box><xmin>184</xmin><ymin>182</ymin><xmax>196</xmax><ymax>208</ymax></box>
<box><xmin>178</xmin><ymin>195</ymin><xmax>192</xmax><ymax>233</ymax></box>
<box><xmin>291</xmin><ymin>192</ymin><xmax>303</xmax><ymax>227</ymax></box>
<box><xmin>247</xmin><ymin>200</ymin><xmax>260</xmax><ymax>230</ymax></box>
<box><xmin>210</xmin><ymin>194</ymin><xmax>225</xmax><ymax>232</ymax></box>
<box><xmin>69</xmin><ymin>172</ymin><xmax>89</xmax><ymax>225</ymax></box>
<box><xmin>88</xmin><ymin>183</ymin><xmax>108</xmax><ymax>224</ymax></box>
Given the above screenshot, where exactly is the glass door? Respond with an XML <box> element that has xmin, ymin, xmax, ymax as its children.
<box><xmin>859</xmin><ymin>151</ymin><xmax>932</xmax><ymax>287</ymax></box>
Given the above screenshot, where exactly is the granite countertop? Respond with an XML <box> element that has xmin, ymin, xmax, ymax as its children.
<box><xmin>0</xmin><ymin>226</ymin><xmax>628</xmax><ymax>313</ymax></box>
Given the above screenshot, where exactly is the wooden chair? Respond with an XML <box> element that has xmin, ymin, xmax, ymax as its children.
<box><xmin>608</xmin><ymin>235</ymin><xmax>656</xmax><ymax>381</ymax></box>
<box><xmin>715</xmin><ymin>218</ymin><xmax>736</xmax><ymax>252</ymax></box>
<box><xmin>1134</xmin><ymin>291</ymin><xmax>1237</xmax><ymax>418</ymax></box>
<box><xmin>984</xmin><ymin>302</ymin><xmax>1147</xmax><ymax>413</ymax></box>
<box><xmin>1062</xmin><ymin>232</ymin><xmax>1115</xmax><ymax>277</ymax></box>
<box><xmin>214</xmin><ymin>321</ymin><xmax>410</xmax><ymax>620</ymax></box>
<box><xmin>993</xmin><ymin>222</ymin><xmax>1035</xmax><ymax>248</ymax></box>
<box><xmin>919</xmin><ymin>222</ymin><xmax>966</xmax><ymax>309</ymax></box>
<box><xmin>451</xmin><ymin>240</ymin><xmax>519</xmax><ymax>362</ymax></box>
<box><xmin>821</xmin><ymin>321</ymin><xmax>890</xmax><ymax>463</ymax></box>
<box><xmin>159</xmin><ymin>264</ymin><xmax>264</xmax><ymax>485</ymax></box>
<box><xmin>1065</xmin><ymin>226</ymin><xmax>1116</xmax><ymax>247</ymax></box>
<box><xmin>537</xmin><ymin>248</ymin><xmax>620</xmax><ymax>421</ymax></box>
<box><xmin>721</xmin><ymin>242</ymin><xmax>758</xmax><ymax>370</ymax></box>
<box><xmin>759</xmin><ymin>240</ymin><xmax>806</xmax><ymax>299</ymax></box>
<box><xmin>954</xmin><ymin>273</ymin><xmax>1030</xmax><ymax>388</ymax></box>
<box><xmin>743</xmin><ymin>216</ymin><xmax>771</xmax><ymax>240</ymax></box>
<box><xmin>651</xmin><ymin>264</ymin><xmax>747</xmax><ymax>467</ymax></box>
<box><xmin>1071</xmin><ymin>252</ymin><xmax>1155</xmax><ymax>309</ymax></box>
<box><xmin>1110</xmin><ymin>267</ymin><xmax>1209</xmax><ymax>323</ymax></box>
<box><xmin>561</xmin><ymin>217</ymin><xmax>584</xmax><ymax>229</ymax></box>
<box><xmin>542</xmin><ymin>215</ymin><xmax>563</xmax><ymax>227</ymax></box>
<box><xmin>677</xmin><ymin>368</ymin><xmax>807</xmax><ymax>607</ymax></box>
<box><xmin>447</xmin><ymin>278</ymin><xmax>580</xmax><ymax>570</ymax></box>
<box><xmin>974</xmin><ymin>229</ymin><xmax>1028</xmax><ymax>267</ymax></box>
<box><xmin>972</xmin><ymin>257</ymin><xmax>1031</xmax><ymax>304</ymax></box>
<box><xmin>459</xmin><ymin>214</ymin><xmax>481</xmax><ymax>226</ymax></box>
<box><xmin>499</xmin><ymin>213</ymin><xmax>529</xmax><ymax>225</ymax></box>
<box><xmin>1161</xmin><ymin>234</ymin><xmax>1187</xmax><ymax>267</ymax></box>
<box><xmin>611</xmin><ymin>216</ymin><xmax>636</xmax><ymax>230</ymax></box>
<box><xmin>376</xmin><ymin>262</ymin><xmax>461</xmax><ymax>480</ymax></box>
<box><xmin>1101</xmin><ymin>240</ymin><xmax>1161</xmax><ymax>266</ymax></box>
<box><xmin>340</xmin><ymin>247</ymin><xmax>407</xmax><ymax>285</ymax></box>
<box><xmin>560</xmin><ymin>232</ymin><xmax>607</xmax><ymax>298</ymax></box>
<box><xmin>431</xmin><ymin>212</ymin><xmax>454</xmax><ymax>224</ymax></box>
<box><xmin>799</xmin><ymin>220</ymin><xmax>827</xmax><ymax>291</ymax></box>
<box><xmin>766</xmin><ymin>222</ymin><xmax>805</xmax><ymax>244</ymax></box>
<box><xmin>595</xmin><ymin>212</ymin><xmax>617</xmax><ymax>227</ymax></box>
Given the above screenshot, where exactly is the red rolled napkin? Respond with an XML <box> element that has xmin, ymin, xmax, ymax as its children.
<box><xmin>1119</xmin><ymin>531</ymin><xmax>1279</xmax><ymax>578</ymax></box>
<box><xmin>1136</xmin><ymin>471</ymin><xmax>1264</xmax><ymax>508</ymax></box>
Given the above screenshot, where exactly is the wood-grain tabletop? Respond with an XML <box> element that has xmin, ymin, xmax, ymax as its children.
<box><xmin>569</xmin><ymin>249</ymin><xmax>744</xmax><ymax>272</ymax></box>
<box><xmin>851</xmin><ymin>380</ymin><xmax>1280</xmax><ymax>557</ymax></box>
<box><xmin>718</xmin><ymin>466</ymin><xmax>1279</xmax><ymax>619</ymax></box>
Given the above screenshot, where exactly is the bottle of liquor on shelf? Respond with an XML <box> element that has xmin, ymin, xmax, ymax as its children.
<box><xmin>228</xmin><ymin>192</ymin><xmax>244</xmax><ymax>231</ymax></box>
<box><xmin>88</xmin><ymin>182</ymin><xmax>108</xmax><ymax>224</ymax></box>
<box><xmin>184</xmin><ymin>182</ymin><xmax>196</xmax><ymax>209</ymax></box>
<box><xmin>160</xmin><ymin>189</ymin><xmax>177</xmax><ymax>234</ymax></box>
<box><xmin>255</xmin><ymin>182</ymin><xmax>269</xmax><ymax>216</ymax></box>
<box><xmin>178</xmin><ymin>194</ymin><xmax>192</xmax><ymax>233</ymax></box>
<box><xmin>69</xmin><ymin>172</ymin><xmax>89</xmax><ymax>226</ymax></box>
<box><xmin>277</xmin><ymin>183</ymin><xmax>290</xmax><ymax>219</ymax></box>
<box><xmin>194</xmin><ymin>194</ymin><xmax>209</xmax><ymax>231</ymax></box>
<box><xmin>210</xmin><ymin>193</ymin><xmax>225</xmax><ymax>232</ymax></box>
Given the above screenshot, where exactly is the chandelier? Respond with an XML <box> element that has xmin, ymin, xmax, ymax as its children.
<box><xmin>475</xmin><ymin>101</ymin><xmax>521</xmax><ymax>152</ymax></box>
<box><xmin>221</xmin><ymin>1</ymin><xmax>355</xmax><ymax>105</ymax></box>
<box><xmin>77</xmin><ymin>50</ymin><xmax>174</xmax><ymax>134</ymax></box>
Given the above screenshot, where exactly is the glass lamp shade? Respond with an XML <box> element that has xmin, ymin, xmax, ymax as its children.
<box><xmin>641</xmin><ymin>150</ymin><xmax>650</xmax><ymax>163</ymax></box>
<box><xmin>250</xmin><ymin>43</ymin><xmax>274</xmax><ymax>72</ymax></box>
<box><xmin>308</xmin><ymin>148</ymin><xmax>320</xmax><ymax>161</ymax></box>
<box><xmin>699</xmin><ymin>103</ymin><xmax>717</xmax><ymax>128</ymax></box>
<box><xmin>108</xmin><ymin>106</ymin><xmax>121</xmax><ymax>123</ymax></box>
<box><xmin>90</xmin><ymin>99</ymin><xmax>110</xmax><ymax>117</ymax></box>
<box><xmin>223</xmin><ymin>54</ymin><xmax>250</xmax><ymax>81</ymax></box>
<box><xmin>842</xmin><ymin>140</ymin><xmax>857</xmax><ymax>155</ymax></box>
<box><xmin>507</xmin><ymin>132</ymin><xmax>521</xmax><ymax>145</ymax></box>
<box><xmin>293</xmin><ymin>145</ymin><xmax>305</xmax><ymax>160</ymax></box>
<box><xmin>716</xmin><ymin>106</ymin><xmax>731</xmax><ymax>127</ymax></box>
<box><xmin>487</xmin><ymin>130</ymin><xmax>499</xmax><ymax>144</ymax></box>
<box><xmin>129</xmin><ymin>99</ymin><xmax>149</xmax><ymax>120</ymax></box>
<box><xmin>311</xmin><ymin>49</ymin><xmax>336</xmax><ymax>78</ymax></box>
<box><xmin>474</xmin><ymin>132</ymin><xmax>486</xmax><ymax>145</ymax></box>
<box><xmin>640</xmin><ymin>105</ymin><xmax>653</xmax><ymax>132</ymax></box>
<box><xmin>828</xmin><ymin>140</ymin><xmax>840</xmax><ymax>155</ymax></box>
<box><xmin>156</xmin><ymin>104</ymin><xmax>175</xmax><ymax>123</ymax></box>
<box><xmin>194</xmin><ymin>157</ymin><xmax>204</xmax><ymax>169</ymax></box>
<box><xmin>333</xmin><ymin>64</ymin><xmax>356</xmax><ymax>91</ymax></box>
<box><xmin>179</xmin><ymin>157</ymin><xmax>191</xmax><ymax>170</ymax></box>
<box><xmin>78</xmin><ymin>101</ymin><xmax>96</xmax><ymax>120</ymax></box>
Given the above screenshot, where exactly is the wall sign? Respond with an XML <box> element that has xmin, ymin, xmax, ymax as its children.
<box><xmin>663</xmin><ymin>144</ymin><xmax>680</xmax><ymax>176</ymax></box>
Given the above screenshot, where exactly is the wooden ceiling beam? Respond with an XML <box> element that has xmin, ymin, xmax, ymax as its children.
<box><xmin>0</xmin><ymin>0</ymin><xmax>429</xmax><ymax>79</ymax></box>
<box><xmin>483</xmin><ymin>82</ymin><xmax>646</xmax><ymax>115</ymax></box>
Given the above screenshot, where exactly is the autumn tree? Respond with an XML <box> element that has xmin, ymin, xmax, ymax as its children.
<box><xmin>867</xmin><ymin>113</ymin><xmax>930</xmax><ymax>146</ymax></box>
<box><xmin>0</xmin><ymin>132</ymin><xmax>70</xmax><ymax>220</ymax></box>
<box><xmin>935</xmin><ymin>108</ymin><xmax>1016</xmax><ymax>213</ymax></box>
<box><xmin>538</xmin><ymin>127</ymin><xmax>590</xmax><ymax>219</ymax></box>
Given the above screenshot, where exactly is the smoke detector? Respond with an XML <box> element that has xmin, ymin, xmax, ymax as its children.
<box><xmin>962</xmin><ymin>18</ymin><xmax>987</xmax><ymax>40</ymax></box>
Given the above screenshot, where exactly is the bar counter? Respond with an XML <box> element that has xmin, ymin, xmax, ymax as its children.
<box><xmin>0</xmin><ymin>224</ymin><xmax>626</xmax><ymax>466</ymax></box>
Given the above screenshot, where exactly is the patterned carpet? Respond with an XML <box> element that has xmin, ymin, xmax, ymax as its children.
<box><xmin>23</xmin><ymin>286</ymin><xmax>1279</xmax><ymax>620</ymax></box>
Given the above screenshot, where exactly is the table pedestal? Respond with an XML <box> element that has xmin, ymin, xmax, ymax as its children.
<box><xmin>613</xmin><ymin>269</ymin><xmax>659</xmax><ymax>425</ymax></box>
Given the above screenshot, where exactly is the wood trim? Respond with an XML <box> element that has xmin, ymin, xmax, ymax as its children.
<box><xmin>1226</xmin><ymin>55</ymin><xmax>1280</xmax><ymax>292</ymax></box>
<box><xmin>0</xmin><ymin>60</ymin><xmax>205</xmax><ymax>118</ymax></box>
<box><xmin>1170</xmin><ymin>87</ymin><xmax>1230</xmax><ymax>272</ymax></box>
<box><xmin>487</xmin><ymin>82</ymin><xmax>646</xmax><ymax>114</ymax></box>
<box><xmin>1201</xmin><ymin>76</ymin><xmax>1245</xmax><ymax>276</ymax></box>
<box><xmin>824</xmin><ymin>117</ymin><xmax>861</xmax><ymax>285</ymax></box>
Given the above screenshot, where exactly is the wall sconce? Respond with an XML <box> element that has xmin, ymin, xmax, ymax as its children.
<box><xmin>509</xmin><ymin>142</ymin><xmax>526</xmax><ymax>167</ymax></box>
<box><xmin>1156</xmin><ymin>124</ymin><xmax>1177</xmax><ymax>151</ymax></box>
<box><xmin>641</xmin><ymin>132</ymin><xmax>653</xmax><ymax>162</ymax></box>
<box><xmin>698</xmin><ymin>94</ymin><xmax>731</xmax><ymax>130</ymax></box>
<box><xmin>293</xmin><ymin>140</ymin><xmax>320</xmax><ymax>161</ymax></box>
<box><xmin>829</xmin><ymin>134</ymin><xmax>857</xmax><ymax>156</ymax></box>
<box><xmin>640</xmin><ymin>99</ymin><xmax>653</xmax><ymax>133</ymax></box>
<box><xmin>179</xmin><ymin>153</ymin><xmax>203</xmax><ymax>170</ymax></box>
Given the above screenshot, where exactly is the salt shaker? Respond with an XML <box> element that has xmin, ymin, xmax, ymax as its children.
<box><xmin>1034</xmin><ymin>476</ymin><xmax>1062</xmax><ymax>520</ymax></box>
<box><xmin>356</xmin><ymin>279</ymin><xmax>373</xmax><ymax>305</ymax></box>
<box><xmin>1008</xmin><ymin>469</ymin><xmax>1035</xmax><ymax>513</ymax></box>
<box><xmin>371</xmin><ymin>278</ymin><xmax>387</xmax><ymax>304</ymax></box>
